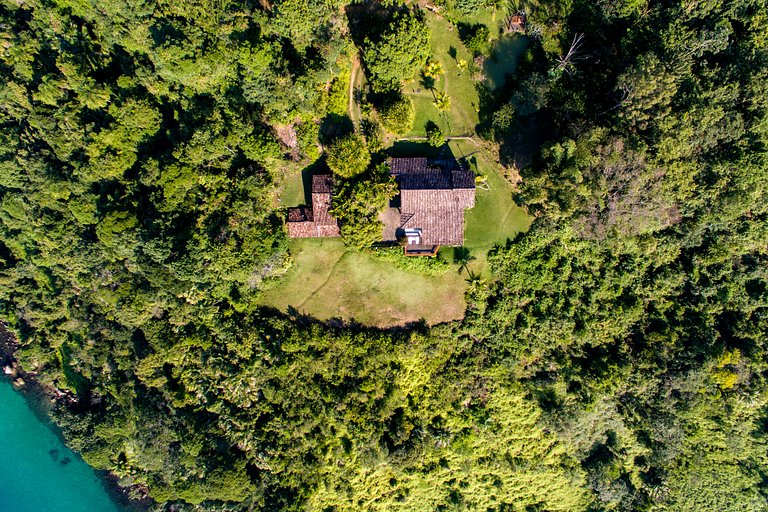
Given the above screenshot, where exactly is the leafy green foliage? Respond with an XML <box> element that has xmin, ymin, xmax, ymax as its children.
<box><xmin>422</xmin><ymin>58</ymin><xmax>444</xmax><ymax>80</ymax></box>
<box><xmin>331</xmin><ymin>164</ymin><xmax>397</xmax><ymax>249</ymax></box>
<box><xmin>362</xmin><ymin>11</ymin><xmax>431</xmax><ymax>93</ymax></box>
<box><xmin>475</xmin><ymin>1</ymin><xmax>768</xmax><ymax>510</ymax></box>
<box><xmin>378</xmin><ymin>94</ymin><xmax>415</xmax><ymax>135</ymax></box>
<box><xmin>1</xmin><ymin>1</ymin><xmax>767</xmax><ymax>511</ymax></box>
<box><xmin>425</xmin><ymin>121</ymin><xmax>444</xmax><ymax>147</ymax></box>
<box><xmin>459</xmin><ymin>24</ymin><xmax>491</xmax><ymax>56</ymax></box>
<box><xmin>433</xmin><ymin>91</ymin><xmax>451</xmax><ymax>112</ymax></box>
<box><xmin>325</xmin><ymin>134</ymin><xmax>371</xmax><ymax>178</ymax></box>
<box><xmin>369</xmin><ymin>247</ymin><xmax>450</xmax><ymax>275</ymax></box>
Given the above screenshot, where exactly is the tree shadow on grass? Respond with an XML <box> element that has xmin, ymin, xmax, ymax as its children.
<box><xmin>319</xmin><ymin>113</ymin><xmax>354</xmax><ymax>146</ymax></box>
<box><xmin>299</xmin><ymin>159</ymin><xmax>328</xmax><ymax>204</ymax></box>
<box><xmin>391</xmin><ymin>140</ymin><xmax>446</xmax><ymax>159</ymax></box>
<box><xmin>453</xmin><ymin>246</ymin><xmax>476</xmax><ymax>274</ymax></box>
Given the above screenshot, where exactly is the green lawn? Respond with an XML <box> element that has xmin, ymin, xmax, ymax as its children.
<box><xmin>449</xmin><ymin>139</ymin><xmax>531</xmax><ymax>275</ymax></box>
<box><xmin>464</xmin><ymin>164</ymin><xmax>531</xmax><ymax>252</ymax></box>
<box><xmin>403</xmin><ymin>13</ymin><xmax>481</xmax><ymax>137</ymax></box>
<box><xmin>257</xmin><ymin>238</ymin><xmax>467</xmax><ymax>327</ymax></box>
<box><xmin>281</xmin><ymin>167</ymin><xmax>306</xmax><ymax>206</ymax></box>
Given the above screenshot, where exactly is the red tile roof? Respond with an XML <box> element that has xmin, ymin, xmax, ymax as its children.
<box><xmin>312</xmin><ymin>174</ymin><xmax>333</xmax><ymax>193</ymax></box>
<box><xmin>389</xmin><ymin>158</ymin><xmax>476</xmax><ymax>246</ymax></box>
<box><xmin>286</xmin><ymin>174</ymin><xmax>340</xmax><ymax>238</ymax></box>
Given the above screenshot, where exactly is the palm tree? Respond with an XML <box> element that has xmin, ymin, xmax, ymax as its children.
<box><xmin>454</xmin><ymin>246</ymin><xmax>475</xmax><ymax>274</ymax></box>
<box><xmin>433</xmin><ymin>91</ymin><xmax>451</xmax><ymax>112</ymax></box>
<box><xmin>424</xmin><ymin>59</ymin><xmax>444</xmax><ymax>79</ymax></box>
<box><xmin>465</xmin><ymin>270</ymin><xmax>484</xmax><ymax>294</ymax></box>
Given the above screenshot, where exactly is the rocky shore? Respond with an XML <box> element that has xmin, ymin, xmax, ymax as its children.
<box><xmin>0</xmin><ymin>322</ymin><xmax>153</xmax><ymax>512</ymax></box>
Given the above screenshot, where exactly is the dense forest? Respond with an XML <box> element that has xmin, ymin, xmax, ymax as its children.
<box><xmin>0</xmin><ymin>0</ymin><xmax>766</xmax><ymax>510</ymax></box>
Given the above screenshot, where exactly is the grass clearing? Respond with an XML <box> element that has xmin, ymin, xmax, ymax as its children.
<box><xmin>464</xmin><ymin>165</ymin><xmax>530</xmax><ymax>252</ymax></box>
<box><xmin>449</xmin><ymin>139</ymin><xmax>531</xmax><ymax>275</ymax></box>
<box><xmin>257</xmin><ymin>238</ymin><xmax>467</xmax><ymax>327</ymax></box>
<box><xmin>269</xmin><ymin>16</ymin><xmax>532</xmax><ymax>325</ymax></box>
<box><xmin>403</xmin><ymin>13</ymin><xmax>481</xmax><ymax>137</ymax></box>
<box><xmin>281</xmin><ymin>167</ymin><xmax>306</xmax><ymax>206</ymax></box>
<box><xmin>399</xmin><ymin>8</ymin><xmax>530</xmax><ymax>140</ymax></box>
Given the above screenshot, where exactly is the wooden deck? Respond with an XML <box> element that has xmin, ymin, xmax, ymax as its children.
<box><xmin>403</xmin><ymin>244</ymin><xmax>440</xmax><ymax>257</ymax></box>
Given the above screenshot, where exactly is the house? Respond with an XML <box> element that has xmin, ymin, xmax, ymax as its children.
<box><xmin>506</xmin><ymin>13</ymin><xmax>526</xmax><ymax>34</ymax></box>
<box><xmin>286</xmin><ymin>174</ymin><xmax>341</xmax><ymax>238</ymax></box>
<box><xmin>286</xmin><ymin>157</ymin><xmax>476</xmax><ymax>256</ymax></box>
<box><xmin>387</xmin><ymin>157</ymin><xmax>475</xmax><ymax>256</ymax></box>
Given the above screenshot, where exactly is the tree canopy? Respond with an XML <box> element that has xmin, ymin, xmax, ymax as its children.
<box><xmin>362</xmin><ymin>11</ymin><xmax>431</xmax><ymax>93</ymax></box>
<box><xmin>378</xmin><ymin>94</ymin><xmax>416</xmax><ymax>135</ymax></box>
<box><xmin>325</xmin><ymin>134</ymin><xmax>371</xmax><ymax>178</ymax></box>
<box><xmin>0</xmin><ymin>0</ymin><xmax>767</xmax><ymax>511</ymax></box>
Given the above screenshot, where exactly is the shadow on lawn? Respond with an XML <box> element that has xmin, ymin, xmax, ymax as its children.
<box><xmin>391</xmin><ymin>140</ymin><xmax>448</xmax><ymax>159</ymax></box>
<box><xmin>281</xmin><ymin>304</ymin><xmax>431</xmax><ymax>335</ymax></box>
<box><xmin>319</xmin><ymin>113</ymin><xmax>354</xmax><ymax>146</ymax></box>
<box><xmin>298</xmin><ymin>159</ymin><xmax>327</xmax><ymax>204</ymax></box>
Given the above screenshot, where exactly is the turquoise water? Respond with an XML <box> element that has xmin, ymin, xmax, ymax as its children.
<box><xmin>0</xmin><ymin>380</ymin><xmax>123</xmax><ymax>512</ymax></box>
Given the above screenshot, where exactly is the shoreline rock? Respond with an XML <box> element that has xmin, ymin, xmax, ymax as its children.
<box><xmin>0</xmin><ymin>321</ymin><xmax>152</xmax><ymax>512</ymax></box>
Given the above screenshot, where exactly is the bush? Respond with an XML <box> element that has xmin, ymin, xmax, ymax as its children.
<box><xmin>326</xmin><ymin>134</ymin><xmax>371</xmax><ymax>178</ymax></box>
<box><xmin>426</xmin><ymin>121</ymin><xmax>445</xmax><ymax>147</ymax></box>
<box><xmin>370</xmin><ymin>247</ymin><xmax>450</xmax><ymax>275</ymax></box>
<box><xmin>435</xmin><ymin>0</ymin><xmax>486</xmax><ymax>16</ymax></box>
<box><xmin>296</xmin><ymin>121</ymin><xmax>320</xmax><ymax>160</ymax></box>
<box><xmin>327</xmin><ymin>67</ymin><xmax>350</xmax><ymax>116</ymax></box>
<box><xmin>361</xmin><ymin>118</ymin><xmax>384</xmax><ymax>152</ymax></box>
<box><xmin>379</xmin><ymin>95</ymin><xmax>415</xmax><ymax>135</ymax></box>
<box><xmin>459</xmin><ymin>24</ymin><xmax>491</xmax><ymax>56</ymax></box>
<box><xmin>363</xmin><ymin>11</ymin><xmax>431</xmax><ymax>93</ymax></box>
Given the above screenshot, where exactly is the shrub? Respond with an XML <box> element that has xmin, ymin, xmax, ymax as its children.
<box><xmin>361</xmin><ymin>118</ymin><xmax>384</xmax><ymax>152</ymax></box>
<box><xmin>296</xmin><ymin>121</ymin><xmax>320</xmax><ymax>161</ymax></box>
<box><xmin>370</xmin><ymin>247</ymin><xmax>450</xmax><ymax>275</ymax></box>
<box><xmin>426</xmin><ymin>122</ymin><xmax>444</xmax><ymax>147</ymax></box>
<box><xmin>363</xmin><ymin>11</ymin><xmax>431</xmax><ymax>92</ymax></box>
<box><xmin>459</xmin><ymin>24</ymin><xmax>491</xmax><ymax>56</ymax></box>
<box><xmin>326</xmin><ymin>134</ymin><xmax>371</xmax><ymax>178</ymax></box>
<box><xmin>379</xmin><ymin>95</ymin><xmax>415</xmax><ymax>135</ymax></box>
<box><xmin>327</xmin><ymin>67</ymin><xmax>350</xmax><ymax>116</ymax></box>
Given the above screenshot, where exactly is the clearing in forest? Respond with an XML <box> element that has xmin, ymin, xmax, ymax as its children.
<box><xmin>257</xmin><ymin>238</ymin><xmax>467</xmax><ymax>327</ymax></box>
<box><xmin>403</xmin><ymin>13</ymin><xmax>481</xmax><ymax>137</ymax></box>
<box><xmin>271</xmin><ymin>142</ymin><xmax>530</xmax><ymax>326</ymax></box>
<box><xmin>402</xmin><ymin>9</ymin><xmax>528</xmax><ymax>137</ymax></box>
<box><xmin>267</xmin><ymin>10</ymin><xmax>533</xmax><ymax>326</ymax></box>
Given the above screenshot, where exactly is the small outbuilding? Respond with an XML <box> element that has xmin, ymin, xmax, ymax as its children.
<box><xmin>506</xmin><ymin>13</ymin><xmax>526</xmax><ymax>34</ymax></box>
<box><xmin>286</xmin><ymin>174</ymin><xmax>341</xmax><ymax>238</ymax></box>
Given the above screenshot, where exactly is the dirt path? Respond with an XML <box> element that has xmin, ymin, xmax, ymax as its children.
<box><xmin>295</xmin><ymin>251</ymin><xmax>350</xmax><ymax>310</ymax></box>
